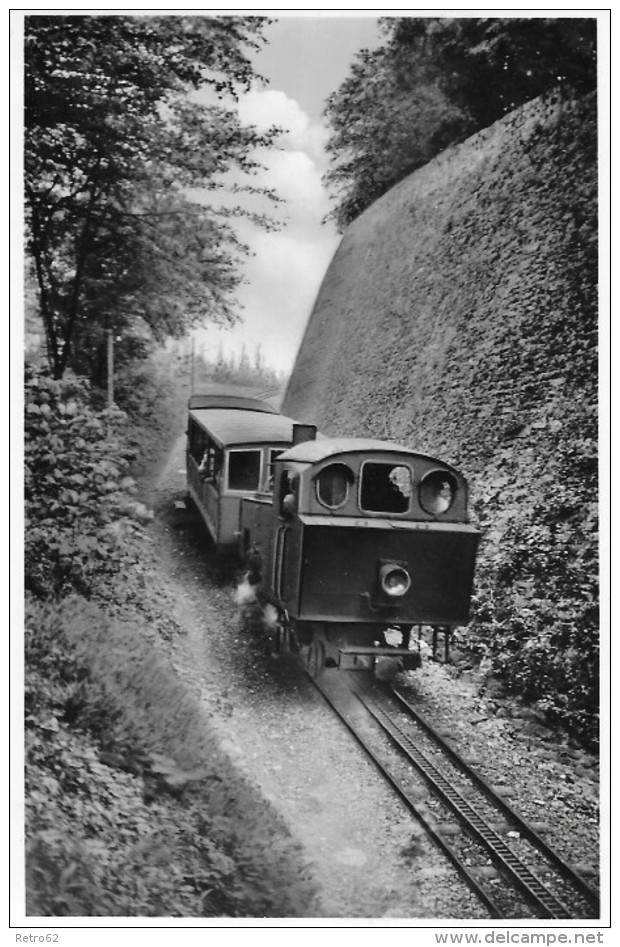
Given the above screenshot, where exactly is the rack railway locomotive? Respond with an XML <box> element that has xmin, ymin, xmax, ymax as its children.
<box><xmin>186</xmin><ymin>390</ymin><xmax>480</xmax><ymax>671</ymax></box>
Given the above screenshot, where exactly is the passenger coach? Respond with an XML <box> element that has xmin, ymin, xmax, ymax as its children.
<box><xmin>186</xmin><ymin>392</ymin><xmax>301</xmax><ymax>554</ymax></box>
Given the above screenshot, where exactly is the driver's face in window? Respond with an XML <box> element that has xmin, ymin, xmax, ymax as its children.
<box><xmin>281</xmin><ymin>471</ymin><xmax>298</xmax><ymax>517</ymax></box>
<box><xmin>360</xmin><ymin>462</ymin><xmax>412</xmax><ymax>513</ymax></box>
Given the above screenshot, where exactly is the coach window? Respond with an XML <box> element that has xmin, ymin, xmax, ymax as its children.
<box><xmin>198</xmin><ymin>440</ymin><xmax>222</xmax><ymax>482</ymax></box>
<box><xmin>316</xmin><ymin>463</ymin><xmax>354</xmax><ymax>510</ymax></box>
<box><xmin>360</xmin><ymin>462</ymin><xmax>412</xmax><ymax>514</ymax></box>
<box><xmin>189</xmin><ymin>422</ymin><xmax>206</xmax><ymax>463</ymax></box>
<box><xmin>227</xmin><ymin>449</ymin><xmax>262</xmax><ymax>492</ymax></box>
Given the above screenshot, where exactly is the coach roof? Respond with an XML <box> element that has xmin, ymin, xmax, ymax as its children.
<box><xmin>189</xmin><ymin>406</ymin><xmax>297</xmax><ymax>448</ymax></box>
<box><xmin>188</xmin><ymin>393</ymin><xmax>279</xmax><ymax>414</ymax></box>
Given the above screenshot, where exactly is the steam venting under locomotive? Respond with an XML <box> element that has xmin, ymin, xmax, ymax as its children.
<box><xmin>186</xmin><ymin>390</ymin><xmax>480</xmax><ymax>672</ymax></box>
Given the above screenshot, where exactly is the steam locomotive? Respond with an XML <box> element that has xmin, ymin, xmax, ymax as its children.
<box><xmin>186</xmin><ymin>390</ymin><xmax>480</xmax><ymax>671</ymax></box>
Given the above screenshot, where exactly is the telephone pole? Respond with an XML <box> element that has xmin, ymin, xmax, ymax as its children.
<box><xmin>107</xmin><ymin>330</ymin><xmax>114</xmax><ymax>408</ymax></box>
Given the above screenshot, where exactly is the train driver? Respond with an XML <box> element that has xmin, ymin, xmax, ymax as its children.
<box><xmin>281</xmin><ymin>471</ymin><xmax>299</xmax><ymax>518</ymax></box>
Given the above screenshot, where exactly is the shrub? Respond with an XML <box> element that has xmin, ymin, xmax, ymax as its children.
<box><xmin>467</xmin><ymin>444</ymin><xmax>599</xmax><ymax>747</ymax></box>
<box><xmin>24</xmin><ymin>368</ymin><xmax>150</xmax><ymax>598</ymax></box>
<box><xmin>24</xmin><ymin>597</ymin><xmax>318</xmax><ymax>917</ymax></box>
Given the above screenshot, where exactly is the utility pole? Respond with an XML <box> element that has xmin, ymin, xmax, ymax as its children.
<box><xmin>107</xmin><ymin>330</ymin><xmax>114</xmax><ymax>408</ymax></box>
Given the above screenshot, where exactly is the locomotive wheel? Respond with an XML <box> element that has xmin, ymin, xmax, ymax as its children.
<box><xmin>295</xmin><ymin>621</ymin><xmax>315</xmax><ymax>647</ymax></box>
<box><xmin>275</xmin><ymin>621</ymin><xmax>288</xmax><ymax>653</ymax></box>
<box><xmin>307</xmin><ymin>640</ymin><xmax>326</xmax><ymax>675</ymax></box>
<box><xmin>288</xmin><ymin>621</ymin><xmax>300</xmax><ymax>654</ymax></box>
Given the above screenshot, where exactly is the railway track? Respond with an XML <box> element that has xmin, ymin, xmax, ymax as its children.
<box><xmin>304</xmin><ymin>666</ymin><xmax>599</xmax><ymax>921</ymax></box>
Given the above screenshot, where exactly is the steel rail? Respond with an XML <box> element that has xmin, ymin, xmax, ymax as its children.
<box><xmin>304</xmin><ymin>669</ymin><xmax>503</xmax><ymax>918</ymax></box>
<box><xmin>390</xmin><ymin>684</ymin><xmax>600</xmax><ymax>915</ymax></box>
<box><xmin>346</xmin><ymin>676</ymin><xmax>581</xmax><ymax>919</ymax></box>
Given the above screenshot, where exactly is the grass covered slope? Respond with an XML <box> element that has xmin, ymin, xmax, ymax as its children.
<box><xmin>284</xmin><ymin>92</ymin><xmax>598</xmax><ymax>743</ymax></box>
<box><xmin>23</xmin><ymin>365</ymin><xmax>319</xmax><ymax>917</ymax></box>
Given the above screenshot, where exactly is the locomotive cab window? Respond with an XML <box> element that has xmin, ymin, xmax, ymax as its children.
<box><xmin>280</xmin><ymin>469</ymin><xmax>299</xmax><ymax>517</ymax></box>
<box><xmin>315</xmin><ymin>463</ymin><xmax>354</xmax><ymax>510</ymax></box>
<box><xmin>267</xmin><ymin>449</ymin><xmax>285</xmax><ymax>492</ymax></box>
<box><xmin>227</xmin><ymin>449</ymin><xmax>261</xmax><ymax>492</ymax></box>
<box><xmin>419</xmin><ymin>470</ymin><xmax>457</xmax><ymax>515</ymax></box>
<box><xmin>360</xmin><ymin>462</ymin><xmax>412</xmax><ymax>514</ymax></box>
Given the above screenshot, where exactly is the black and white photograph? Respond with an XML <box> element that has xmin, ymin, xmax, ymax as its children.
<box><xmin>12</xmin><ymin>6</ymin><xmax>609</xmax><ymax>936</ymax></box>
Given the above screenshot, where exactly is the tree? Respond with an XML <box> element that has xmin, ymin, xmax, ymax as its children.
<box><xmin>405</xmin><ymin>17</ymin><xmax>597</xmax><ymax>130</ymax></box>
<box><xmin>25</xmin><ymin>14</ymin><xmax>279</xmax><ymax>380</ymax></box>
<box><xmin>324</xmin><ymin>16</ymin><xmax>597</xmax><ymax>229</ymax></box>
<box><xmin>324</xmin><ymin>43</ymin><xmax>469</xmax><ymax>229</ymax></box>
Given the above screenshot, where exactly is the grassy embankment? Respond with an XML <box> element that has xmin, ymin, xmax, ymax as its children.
<box><xmin>24</xmin><ymin>353</ymin><xmax>317</xmax><ymax>918</ymax></box>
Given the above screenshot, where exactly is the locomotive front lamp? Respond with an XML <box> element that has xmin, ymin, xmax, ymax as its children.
<box><xmin>379</xmin><ymin>563</ymin><xmax>412</xmax><ymax>598</ymax></box>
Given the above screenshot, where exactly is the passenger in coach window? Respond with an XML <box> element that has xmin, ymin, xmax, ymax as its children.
<box><xmin>198</xmin><ymin>448</ymin><xmax>220</xmax><ymax>484</ymax></box>
<box><xmin>198</xmin><ymin>448</ymin><xmax>211</xmax><ymax>480</ymax></box>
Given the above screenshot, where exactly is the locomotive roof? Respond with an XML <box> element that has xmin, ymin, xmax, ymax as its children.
<box><xmin>279</xmin><ymin>438</ymin><xmax>412</xmax><ymax>462</ymax></box>
<box><xmin>278</xmin><ymin>437</ymin><xmax>455</xmax><ymax>469</ymax></box>
<box><xmin>189</xmin><ymin>406</ymin><xmax>296</xmax><ymax>447</ymax></box>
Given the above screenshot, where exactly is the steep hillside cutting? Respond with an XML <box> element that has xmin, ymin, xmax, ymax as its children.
<box><xmin>284</xmin><ymin>92</ymin><xmax>598</xmax><ymax>742</ymax></box>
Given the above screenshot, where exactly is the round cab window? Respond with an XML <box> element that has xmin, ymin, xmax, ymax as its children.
<box><xmin>419</xmin><ymin>471</ymin><xmax>457</xmax><ymax>515</ymax></box>
<box><xmin>316</xmin><ymin>464</ymin><xmax>353</xmax><ymax>510</ymax></box>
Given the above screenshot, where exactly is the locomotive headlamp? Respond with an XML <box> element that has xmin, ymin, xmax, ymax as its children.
<box><xmin>379</xmin><ymin>563</ymin><xmax>412</xmax><ymax>598</ymax></box>
<box><xmin>419</xmin><ymin>471</ymin><xmax>457</xmax><ymax>515</ymax></box>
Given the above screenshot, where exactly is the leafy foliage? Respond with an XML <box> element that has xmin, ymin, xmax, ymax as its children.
<box><xmin>323</xmin><ymin>45</ymin><xmax>469</xmax><ymax>227</ymax></box>
<box><xmin>467</xmin><ymin>416</ymin><xmax>599</xmax><ymax>746</ymax></box>
<box><xmin>25</xmin><ymin>14</ymin><xmax>279</xmax><ymax>380</ymax></box>
<box><xmin>24</xmin><ymin>367</ymin><xmax>149</xmax><ymax>598</ymax></box>
<box><xmin>25</xmin><ymin>597</ymin><xmax>318</xmax><ymax>917</ymax></box>
<box><xmin>324</xmin><ymin>16</ymin><xmax>597</xmax><ymax>228</ymax></box>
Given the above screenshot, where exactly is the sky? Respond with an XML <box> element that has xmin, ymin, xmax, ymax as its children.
<box><xmin>192</xmin><ymin>14</ymin><xmax>383</xmax><ymax>376</ymax></box>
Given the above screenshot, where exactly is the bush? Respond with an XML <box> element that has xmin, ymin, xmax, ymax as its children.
<box><xmin>24</xmin><ymin>597</ymin><xmax>318</xmax><ymax>917</ymax></box>
<box><xmin>467</xmin><ymin>430</ymin><xmax>599</xmax><ymax>747</ymax></box>
<box><xmin>24</xmin><ymin>368</ymin><xmax>151</xmax><ymax>598</ymax></box>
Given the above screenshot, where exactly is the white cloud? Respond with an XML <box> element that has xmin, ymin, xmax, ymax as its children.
<box><xmin>244</xmin><ymin>149</ymin><xmax>330</xmax><ymax>224</ymax></box>
<box><xmin>191</xmin><ymin>85</ymin><xmax>339</xmax><ymax>374</ymax></box>
<box><xmin>192</xmin><ymin>87</ymin><xmax>333</xmax><ymax>229</ymax></box>
<box><xmin>238</xmin><ymin>88</ymin><xmax>306</xmax><ymax>135</ymax></box>
<box><xmin>237</xmin><ymin>87</ymin><xmax>330</xmax><ymax>167</ymax></box>
<box><xmin>240</xmin><ymin>94</ymin><xmax>334</xmax><ymax>236</ymax></box>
